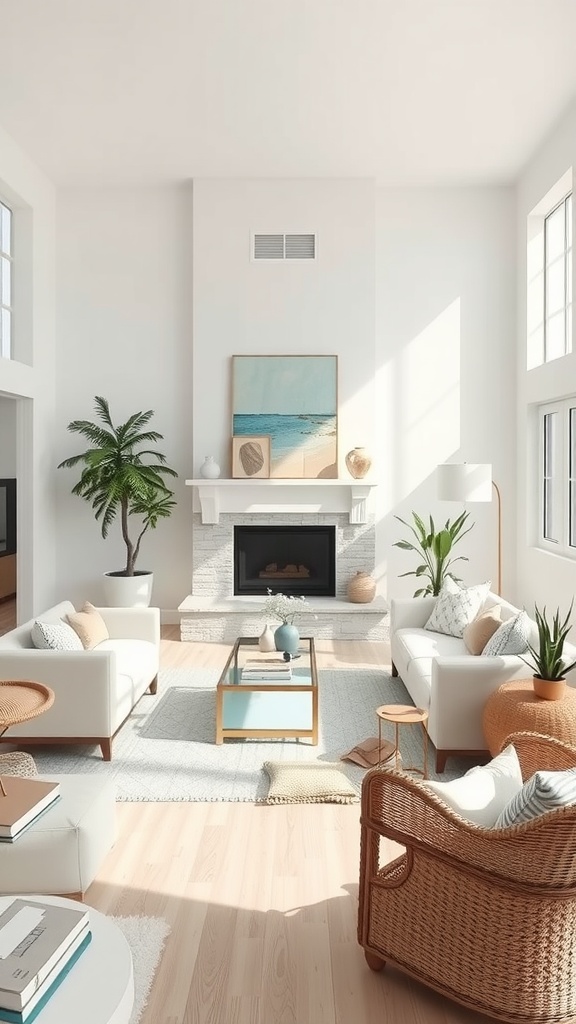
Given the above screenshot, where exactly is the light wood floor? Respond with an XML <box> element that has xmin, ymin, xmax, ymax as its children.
<box><xmin>81</xmin><ymin>629</ymin><xmax>490</xmax><ymax>1024</ymax></box>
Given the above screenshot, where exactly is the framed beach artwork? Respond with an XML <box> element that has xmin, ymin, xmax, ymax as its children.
<box><xmin>231</xmin><ymin>435</ymin><xmax>271</xmax><ymax>479</ymax></box>
<box><xmin>231</xmin><ymin>355</ymin><xmax>338</xmax><ymax>479</ymax></box>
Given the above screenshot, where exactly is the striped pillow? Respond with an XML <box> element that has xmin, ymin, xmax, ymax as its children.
<box><xmin>494</xmin><ymin>768</ymin><xmax>576</xmax><ymax>828</ymax></box>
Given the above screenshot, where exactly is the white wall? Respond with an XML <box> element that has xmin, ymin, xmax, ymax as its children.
<box><xmin>0</xmin><ymin>123</ymin><xmax>56</xmax><ymax>617</ymax></box>
<box><xmin>375</xmin><ymin>187</ymin><xmax>517</xmax><ymax>601</ymax></box>
<box><xmin>56</xmin><ymin>185</ymin><xmax>194</xmax><ymax>614</ymax></box>
<box><xmin>516</xmin><ymin>99</ymin><xmax>576</xmax><ymax>614</ymax></box>
<box><xmin>192</xmin><ymin>178</ymin><xmax>376</xmax><ymax>477</ymax></box>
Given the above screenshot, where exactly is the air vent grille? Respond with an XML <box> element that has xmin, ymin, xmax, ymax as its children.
<box><xmin>253</xmin><ymin>233</ymin><xmax>316</xmax><ymax>261</ymax></box>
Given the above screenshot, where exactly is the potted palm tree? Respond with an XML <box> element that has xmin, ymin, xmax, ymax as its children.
<box><xmin>522</xmin><ymin>602</ymin><xmax>576</xmax><ymax>700</ymax></box>
<box><xmin>58</xmin><ymin>396</ymin><xmax>177</xmax><ymax>606</ymax></box>
<box><xmin>393</xmin><ymin>511</ymin><xmax>473</xmax><ymax>597</ymax></box>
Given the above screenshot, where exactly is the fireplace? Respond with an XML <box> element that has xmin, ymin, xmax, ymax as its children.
<box><xmin>234</xmin><ymin>525</ymin><xmax>336</xmax><ymax>597</ymax></box>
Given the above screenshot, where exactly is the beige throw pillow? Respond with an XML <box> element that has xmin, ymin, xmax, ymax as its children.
<box><xmin>463</xmin><ymin>605</ymin><xmax>502</xmax><ymax>655</ymax></box>
<box><xmin>66</xmin><ymin>601</ymin><xmax>109</xmax><ymax>650</ymax></box>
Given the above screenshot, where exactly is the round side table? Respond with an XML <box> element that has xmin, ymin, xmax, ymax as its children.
<box><xmin>0</xmin><ymin>680</ymin><xmax>55</xmax><ymax>732</ymax></box>
<box><xmin>483</xmin><ymin>680</ymin><xmax>576</xmax><ymax>756</ymax></box>
<box><xmin>376</xmin><ymin>704</ymin><xmax>429</xmax><ymax>778</ymax></box>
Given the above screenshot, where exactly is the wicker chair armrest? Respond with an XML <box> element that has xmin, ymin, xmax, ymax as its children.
<box><xmin>361</xmin><ymin>767</ymin><xmax>576</xmax><ymax>889</ymax></box>
<box><xmin>500</xmin><ymin>731</ymin><xmax>576</xmax><ymax>779</ymax></box>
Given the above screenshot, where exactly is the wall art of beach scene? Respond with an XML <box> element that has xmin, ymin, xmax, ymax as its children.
<box><xmin>232</xmin><ymin>355</ymin><xmax>338</xmax><ymax>478</ymax></box>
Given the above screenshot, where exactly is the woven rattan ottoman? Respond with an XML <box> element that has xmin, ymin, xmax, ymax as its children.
<box><xmin>483</xmin><ymin>679</ymin><xmax>576</xmax><ymax>755</ymax></box>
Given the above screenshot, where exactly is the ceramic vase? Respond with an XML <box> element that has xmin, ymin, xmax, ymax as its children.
<box><xmin>345</xmin><ymin>447</ymin><xmax>372</xmax><ymax>480</ymax></box>
<box><xmin>200</xmin><ymin>456</ymin><xmax>221</xmax><ymax>479</ymax></box>
<box><xmin>274</xmin><ymin>623</ymin><xmax>300</xmax><ymax>656</ymax></box>
<box><xmin>258</xmin><ymin>624</ymin><xmax>276</xmax><ymax>653</ymax></box>
<box><xmin>347</xmin><ymin>570</ymin><xmax>376</xmax><ymax>604</ymax></box>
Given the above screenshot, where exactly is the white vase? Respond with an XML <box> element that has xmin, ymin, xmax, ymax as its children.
<box><xmin>200</xmin><ymin>456</ymin><xmax>221</xmax><ymax>479</ymax></box>
<box><xmin>258</xmin><ymin>624</ymin><xmax>276</xmax><ymax>652</ymax></box>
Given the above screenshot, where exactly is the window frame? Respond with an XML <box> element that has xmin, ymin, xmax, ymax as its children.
<box><xmin>538</xmin><ymin>396</ymin><xmax>576</xmax><ymax>558</ymax></box>
<box><xmin>543</xmin><ymin>192</ymin><xmax>572</xmax><ymax>363</ymax></box>
<box><xmin>0</xmin><ymin>200</ymin><xmax>13</xmax><ymax>360</ymax></box>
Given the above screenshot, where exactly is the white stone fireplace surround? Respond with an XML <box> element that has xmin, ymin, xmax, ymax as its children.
<box><xmin>179</xmin><ymin>482</ymin><xmax>388</xmax><ymax>642</ymax></box>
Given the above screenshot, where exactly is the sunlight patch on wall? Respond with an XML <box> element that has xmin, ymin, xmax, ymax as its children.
<box><xmin>399</xmin><ymin>298</ymin><xmax>461</xmax><ymax>495</ymax></box>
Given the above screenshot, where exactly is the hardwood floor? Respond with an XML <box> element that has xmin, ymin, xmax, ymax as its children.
<box><xmin>0</xmin><ymin>597</ymin><xmax>16</xmax><ymax>636</ymax></box>
<box><xmin>80</xmin><ymin>629</ymin><xmax>490</xmax><ymax>1024</ymax></box>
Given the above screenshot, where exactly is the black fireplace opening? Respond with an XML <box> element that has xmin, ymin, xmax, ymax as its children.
<box><xmin>234</xmin><ymin>525</ymin><xmax>336</xmax><ymax>597</ymax></box>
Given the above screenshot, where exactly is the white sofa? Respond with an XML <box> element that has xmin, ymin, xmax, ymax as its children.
<box><xmin>0</xmin><ymin>601</ymin><xmax>160</xmax><ymax>760</ymax></box>
<box><xmin>390</xmin><ymin>591</ymin><xmax>576</xmax><ymax>772</ymax></box>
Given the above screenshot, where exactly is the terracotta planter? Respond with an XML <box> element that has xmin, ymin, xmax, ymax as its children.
<box><xmin>532</xmin><ymin>675</ymin><xmax>567</xmax><ymax>701</ymax></box>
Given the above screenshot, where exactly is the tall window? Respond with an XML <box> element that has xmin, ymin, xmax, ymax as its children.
<box><xmin>544</xmin><ymin>193</ymin><xmax>572</xmax><ymax>363</ymax></box>
<box><xmin>0</xmin><ymin>201</ymin><xmax>12</xmax><ymax>359</ymax></box>
<box><xmin>539</xmin><ymin>397</ymin><xmax>576</xmax><ymax>556</ymax></box>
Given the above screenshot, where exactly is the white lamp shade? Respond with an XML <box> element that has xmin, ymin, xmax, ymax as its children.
<box><xmin>437</xmin><ymin>463</ymin><xmax>492</xmax><ymax>503</ymax></box>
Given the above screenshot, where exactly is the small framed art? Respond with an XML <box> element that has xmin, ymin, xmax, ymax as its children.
<box><xmin>231</xmin><ymin>435</ymin><xmax>271</xmax><ymax>479</ymax></box>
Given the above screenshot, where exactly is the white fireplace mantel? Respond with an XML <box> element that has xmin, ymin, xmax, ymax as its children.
<box><xmin>185</xmin><ymin>478</ymin><xmax>377</xmax><ymax>525</ymax></box>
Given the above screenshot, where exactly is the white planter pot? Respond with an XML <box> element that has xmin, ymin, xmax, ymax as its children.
<box><xmin>102</xmin><ymin>571</ymin><xmax>154</xmax><ymax>607</ymax></box>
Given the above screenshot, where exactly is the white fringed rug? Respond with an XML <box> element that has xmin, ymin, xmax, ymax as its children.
<box><xmin>29</xmin><ymin>667</ymin><xmax>472</xmax><ymax>800</ymax></box>
<box><xmin>112</xmin><ymin>915</ymin><xmax>170</xmax><ymax>1024</ymax></box>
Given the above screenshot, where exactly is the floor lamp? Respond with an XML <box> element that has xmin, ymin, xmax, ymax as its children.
<box><xmin>436</xmin><ymin>463</ymin><xmax>502</xmax><ymax>596</ymax></box>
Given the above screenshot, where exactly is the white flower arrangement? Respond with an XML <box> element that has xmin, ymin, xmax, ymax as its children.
<box><xmin>262</xmin><ymin>588</ymin><xmax>315</xmax><ymax>625</ymax></box>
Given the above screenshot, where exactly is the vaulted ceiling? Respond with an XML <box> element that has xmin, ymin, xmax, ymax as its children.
<box><xmin>1</xmin><ymin>0</ymin><xmax>576</xmax><ymax>186</ymax></box>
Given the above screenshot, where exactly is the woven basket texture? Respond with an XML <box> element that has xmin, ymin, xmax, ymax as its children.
<box><xmin>0</xmin><ymin>752</ymin><xmax>38</xmax><ymax>777</ymax></box>
<box><xmin>483</xmin><ymin>680</ymin><xmax>576</xmax><ymax>755</ymax></box>
<box><xmin>358</xmin><ymin>731</ymin><xmax>576</xmax><ymax>1023</ymax></box>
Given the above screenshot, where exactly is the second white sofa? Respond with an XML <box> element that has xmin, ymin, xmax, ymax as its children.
<box><xmin>390</xmin><ymin>591</ymin><xmax>576</xmax><ymax>772</ymax></box>
<box><xmin>0</xmin><ymin>601</ymin><xmax>160</xmax><ymax>760</ymax></box>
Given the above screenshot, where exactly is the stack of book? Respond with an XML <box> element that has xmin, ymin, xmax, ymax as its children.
<box><xmin>241</xmin><ymin>657</ymin><xmax>293</xmax><ymax>681</ymax></box>
<box><xmin>0</xmin><ymin>777</ymin><xmax>61</xmax><ymax>844</ymax></box>
<box><xmin>0</xmin><ymin>898</ymin><xmax>91</xmax><ymax>1023</ymax></box>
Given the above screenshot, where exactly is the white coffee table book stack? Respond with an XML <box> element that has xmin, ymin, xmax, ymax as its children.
<box><xmin>0</xmin><ymin>897</ymin><xmax>134</xmax><ymax>1024</ymax></box>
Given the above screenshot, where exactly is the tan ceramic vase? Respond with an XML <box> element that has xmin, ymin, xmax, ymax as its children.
<box><xmin>532</xmin><ymin>675</ymin><xmax>566</xmax><ymax>701</ymax></box>
<box><xmin>345</xmin><ymin>447</ymin><xmax>372</xmax><ymax>479</ymax></box>
<box><xmin>347</xmin><ymin>571</ymin><xmax>376</xmax><ymax>604</ymax></box>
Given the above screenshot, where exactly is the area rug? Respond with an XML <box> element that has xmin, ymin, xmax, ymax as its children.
<box><xmin>28</xmin><ymin>667</ymin><xmax>472</xmax><ymax>801</ymax></box>
<box><xmin>112</xmin><ymin>915</ymin><xmax>170</xmax><ymax>1024</ymax></box>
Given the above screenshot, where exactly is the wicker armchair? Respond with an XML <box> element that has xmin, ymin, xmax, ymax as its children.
<box><xmin>358</xmin><ymin>731</ymin><xmax>576</xmax><ymax>1024</ymax></box>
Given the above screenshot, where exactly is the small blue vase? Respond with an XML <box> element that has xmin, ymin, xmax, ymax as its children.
<box><xmin>274</xmin><ymin>623</ymin><xmax>300</xmax><ymax>656</ymax></box>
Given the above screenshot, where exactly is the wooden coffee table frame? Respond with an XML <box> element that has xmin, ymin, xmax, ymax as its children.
<box><xmin>216</xmin><ymin>636</ymin><xmax>318</xmax><ymax>745</ymax></box>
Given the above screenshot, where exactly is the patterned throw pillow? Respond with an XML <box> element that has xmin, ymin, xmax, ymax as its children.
<box><xmin>495</xmin><ymin>767</ymin><xmax>576</xmax><ymax>828</ymax></box>
<box><xmin>481</xmin><ymin>609</ymin><xmax>530</xmax><ymax>656</ymax></box>
<box><xmin>462</xmin><ymin>605</ymin><xmax>502</xmax><ymax>655</ymax></box>
<box><xmin>424</xmin><ymin>577</ymin><xmax>491</xmax><ymax>638</ymax></box>
<box><xmin>66</xmin><ymin>602</ymin><xmax>109</xmax><ymax>650</ymax></box>
<box><xmin>31</xmin><ymin>620</ymin><xmax>84</xmax><ymax>651</ymax></box>
<box><xmin>424</xmin><ymin>744</ymin><xmax>523</xmax><ymax>827</ymax></box>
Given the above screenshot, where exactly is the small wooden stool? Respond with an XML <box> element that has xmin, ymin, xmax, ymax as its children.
<box><xmin>376</xmin><ymin>704</ymin><xmax>429</xmax><ymax>779</ymax></box>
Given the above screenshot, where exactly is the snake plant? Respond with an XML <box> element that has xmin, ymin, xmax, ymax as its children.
<box><xmin>522</xmin><ymin>602</ymin><xmax>576</xmax><ymax>681</ymax></box>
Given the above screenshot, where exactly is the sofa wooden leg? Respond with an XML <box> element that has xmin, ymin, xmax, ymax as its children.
<box><xmin>436</xmin><ymin>750</ymin><xmax>448</xmax><ymax>773</ymax></box>
<box><xmin>365</xmin><ymin>951</ymin><xmax>385</xmax><ymax>971</ymax></box>
<box><xmin>148</xmin><ymin>675</ymin><xmax>158</xmax><ymax>695</ymax></box>
<box><xmin>100</xmin><ymin>739</ymin><xmax>112</xmax><ymax>761</ymax></box>
<box><xmin>391</xmin><ymin>661</ymin><xmax>398</xmax><ymax>677</ymax></box>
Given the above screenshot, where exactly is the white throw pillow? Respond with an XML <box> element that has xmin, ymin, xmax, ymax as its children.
<box><xmin>31</xmin><ymin>620</ymin><xmax>84</xmax><ymax>651</ymax></box>
<box><xmin>495</xmin><ymin>767</ymin><xmax>576</xmax><ymax>828</ymax></box>
<box><xmin>481</xmin><ymin>609</ymin><xmax>530</xmax><ymax>656</ymax></box>
<box><xmin>423</xmin><ymin>744</ymin><xmax>523</xmax><ymax>827</ymax></box>
<box><xmin>424</xmin><ymin>577</ymin><xmax>491</xmax><ymax>638</ymax></box>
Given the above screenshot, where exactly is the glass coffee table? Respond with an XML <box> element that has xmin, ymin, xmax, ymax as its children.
<box><xmin>216</xmin><ymin>636</ymin><xmax>318</xmax><ymax>745</ymax></box>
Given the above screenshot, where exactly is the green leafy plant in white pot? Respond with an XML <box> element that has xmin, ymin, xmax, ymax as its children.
<box><xmin>58</xmin><ymin>396</ymin><xmax>177</xmax><ymax>606</ymax></box>
<box><xmin>393</xmin><ymin>511</ymin><xmax>473</xmax><ymax>597</ymax></box>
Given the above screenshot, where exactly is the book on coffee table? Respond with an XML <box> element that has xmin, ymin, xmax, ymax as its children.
<box><xmin>0</xmin><ymin>778</ymin><xmax>60</xmax><ymax>841</ymax></box>
<box><xmin>241</xmin><ymin>658</ymin><xmax>292</xmax><ymax>680</ymax></box>
<box><xmin>0</xmin><ymin>898</ymin><xmax>89</xmax><ymax>1012</ymax></box>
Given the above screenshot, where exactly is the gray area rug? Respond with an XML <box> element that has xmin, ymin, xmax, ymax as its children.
<box><xmin>112</xmin><ymin>915</ymin><xmax>170</xmax><ymax>1024</ymax></box>
<box><xmin>28</xmin><ymin>667</ymin><xmax>473</xmax><ymax>801</ymax></box>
